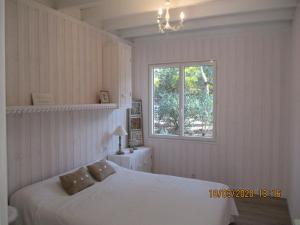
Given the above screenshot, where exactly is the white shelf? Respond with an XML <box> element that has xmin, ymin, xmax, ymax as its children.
<box><xmin>6</xmin><ymin>103</ymin><xmax>118</xmax><ymax>114</ymax></box>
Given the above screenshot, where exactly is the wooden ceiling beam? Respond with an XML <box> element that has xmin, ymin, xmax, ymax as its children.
<box><xmin>93</xmin><ymin>0</ymin><xmax>297</xmax><ymax>31</ymax></box>
<box><xmin>55</xmin><ymin>0</ymin><xmax>102</xmax><ymax>10</ymax></box>
<box><xmin>117</xmin><ymin>9</ymin><xmax>294</xmax><ymax>39</ymax></box>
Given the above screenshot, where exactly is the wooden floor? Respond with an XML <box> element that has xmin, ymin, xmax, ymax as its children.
<box><xmin>230</xmin><ymin>196</ymin><xmax>292</xmax><ymax>225</ymax></box>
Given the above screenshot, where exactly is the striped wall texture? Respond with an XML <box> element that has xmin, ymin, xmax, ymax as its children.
<box><xmin>5</xmin><ymin>0</ymin><xmax>126</xmax><ymax>195</ymax></box>
<box><xmin>133</xmin><ymin>23</ymin><xmax>291</xmax><ymax>196</ymax></box>
<box><xmin>0</xmin><ymin>0</ymin><xmax>8</xmax><ymax>223</ymax></box>
<box><xmin>288</xmin><ymin>3</ymin><xmax>300</xmax><ymax>219</ymax></box>
<box><xmin>7</xmin><ymin>110</ymin><xmax>126</xmax><ymax>195</ymax></box>
<box><xmin>6</xmin><ymin>0</ymin><xmax>105</xmax><ymax>106</ymax></box>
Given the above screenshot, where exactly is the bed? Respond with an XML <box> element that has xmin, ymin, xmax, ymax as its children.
<box><xmin>10</xmin><ymin>161</ymin><xmax>238</xmax><ymax>225</ymax></box>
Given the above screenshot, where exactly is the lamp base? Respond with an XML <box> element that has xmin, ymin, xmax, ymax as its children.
<box><xmin>116</xmin><ymin>150</ymin><xmax>125</xmax><ymax>155</ymax></box>
<box><xmin>116</xmin><ymin>136</ymin><xmax>124</xmax><ymax>155</ymax></box>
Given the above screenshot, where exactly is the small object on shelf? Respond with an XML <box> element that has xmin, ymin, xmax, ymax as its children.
<box><xmin>99</xmin><ymin>90</ymin><xmax>110</xmax><ymax>104</ymax></box>
<box><xmin>32</xmin><ymin>93</ymin><xmax>54</xmax><ymax>105</ymax></box>
<box><xmin>128</xmin><ymin>99</ymin><xmax>144</xmax><ymax>147</ymax></box>
<box><xmin>108</xmin><ymin>147</ymin><xmax>152</xmax><ymax>172</ymax></box>
<box><xmin>8</xmin><ymin>205</ymin><xmax>18</xmax><ymax>224</ymax></box>
<box><xmin>113</xmin><ymin>126</ymin><xmax>128</xmax><ymax>155</ymax></box>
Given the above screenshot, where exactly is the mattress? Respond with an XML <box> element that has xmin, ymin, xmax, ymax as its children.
<box><xmin>10</xmin><ymin>162</ymin><xmax>238</xmax><ymax>225</ymax></box>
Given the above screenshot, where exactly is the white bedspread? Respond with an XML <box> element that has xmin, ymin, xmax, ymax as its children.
<box><xmin>10</xmin><ymin>162</ymin><xmax>238</xmax><ymax>225</ymax></box>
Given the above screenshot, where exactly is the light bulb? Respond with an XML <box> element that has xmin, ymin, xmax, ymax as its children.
<box><xmin>180</xmin><ymin>12</ymin><xmax>185</xmax><ymax>20</ymax></box>
<box><xmin>158</xmin><ymin>8</ymin><xmax>163</xmax><ymax>16</ymax></box>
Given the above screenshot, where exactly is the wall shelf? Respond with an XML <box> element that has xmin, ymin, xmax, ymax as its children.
<box><xmin>6</xmin><ymin>104</ymin><xmax>118</xmax><ymax>114</ymax></box>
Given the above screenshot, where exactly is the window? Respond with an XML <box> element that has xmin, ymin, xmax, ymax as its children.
<box><xmin>149</xmin><ymin>61</ymin><xmax>216</xmax><ymax>140</ymax></box>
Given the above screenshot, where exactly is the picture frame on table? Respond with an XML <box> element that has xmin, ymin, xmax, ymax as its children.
<box><xmin>129</xmin><ymin>130</ymin><xmax>144</xmax><ymax>147</ymax></box>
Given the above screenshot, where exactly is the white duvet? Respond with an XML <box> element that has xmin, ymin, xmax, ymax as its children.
<box><xmin>10</xmin><ymin>162</ymin><xmax>238</xmax><ymax>225</ymax></box>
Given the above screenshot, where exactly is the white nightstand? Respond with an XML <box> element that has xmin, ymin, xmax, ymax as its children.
<box><xmin>8</xmin><ymin>206</ymin><xmax>18</xmax><ymax>225</ymax></box>
<box><xmin>108</xmin><ymin>147</ymin><xmax>152</xmax><ymax>172</ymax></box>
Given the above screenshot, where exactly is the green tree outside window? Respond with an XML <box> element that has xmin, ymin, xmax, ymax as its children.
<box><xmin>152</xmin><ymin>62</ymin><xmax>215</xmax><ymax>138</ymax></box>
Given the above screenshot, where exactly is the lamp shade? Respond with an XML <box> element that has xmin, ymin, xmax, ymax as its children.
<box><xmin>113</xmin><ymin>126</ymin><xmax>128</xmax><ymax>136</ymax></box>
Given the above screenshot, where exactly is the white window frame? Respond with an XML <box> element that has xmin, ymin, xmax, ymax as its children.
<box><xmin>148</xmin><ymin>60</ymin><xmax>217</xmax><ymax>142</ymax></box>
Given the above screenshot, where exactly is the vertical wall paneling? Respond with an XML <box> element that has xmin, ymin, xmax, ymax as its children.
<box><xmin>6</xmin><ymin>0</ymin><xmax>127</xmax><ymax>195</ymax></box>
<box><xmin>0</xmin><ymin>0</ymin><xmax>8</xmax><ymax>223</ymax></box>
<box><xmin>133</xmin><ymin>24</ymin><xmax>291</xmax><ymax>196</ymax></box>
<box><xmin>288</xmin><ymin>3</ymin><xmax>300</xmax><ymax>220</ymax></box>
<box><xmin>6</xmin><ymin>0</ymin><xmax>109</xmax><ymax>106</ymax></box>
<box><xmin>6</xmin><ymin>0</ymin><xmax>19</xmax><ymax>106</ymax></box>
<box><xmin>7</xmin><ymin>110</ymin><xmax>126</xmax><ymax>195</ymax></box>
<box><xmin>97</xmin><ymin>33</ymin><xmax>102</xmax><ymax>94</ymax></box>
<box><xmin>102</xmin><ymin>40</ymin><xmax>132</xmax><ymax>109</ymax></box>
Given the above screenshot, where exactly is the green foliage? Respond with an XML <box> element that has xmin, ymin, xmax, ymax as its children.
<box><xmin>153</xmin><ymin>67</ymin><xmax>180</xmax><ymax>135</ymax></box>
<box><xmin>153</xmin><ymin>65</ymin><xmax>214</xmax><ymax>137</ymax></box>
<box><xmin>184</xmin><ymin>65</ymin><xmax>214</xmax><ymax>136</ymax></box>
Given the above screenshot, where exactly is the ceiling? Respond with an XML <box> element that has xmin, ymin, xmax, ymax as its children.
<box><xmin>51</xmin><ymin>0</ymin><xmax>299</xmax><ymax>39</ymax></box>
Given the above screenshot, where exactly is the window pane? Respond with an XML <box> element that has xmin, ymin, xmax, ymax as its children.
<box><xmin>153</xmin><ymin>66</ymin><xmax>180</xmax><ymax>136</ymax></box>
<box><xmin>184</xmin><ymin>65</ymin><xmax>214</xmax><ymax>137</ymax></box>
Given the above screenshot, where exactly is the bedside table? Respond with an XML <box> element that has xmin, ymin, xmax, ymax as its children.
<box><xmin>108</xmin><ymin>147</ymin><xmax>152</xmax><ymax>172</ymax></box>
<box><xmin>8</xmin><ymin>206</ymin><xmax>18</xmax><ymax>225</ymax></box>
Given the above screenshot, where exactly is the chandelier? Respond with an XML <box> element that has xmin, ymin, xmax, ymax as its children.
<box><xmin>157</xmin><ymin>0</ymin><xmax>185</xmax><ymax>33</ymax></box>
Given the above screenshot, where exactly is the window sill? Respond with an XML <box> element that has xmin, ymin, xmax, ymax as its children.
<box><xmin>148</xmin><ymin>134</ymin><xmax>217</xmax><ymax>143</ymax></box>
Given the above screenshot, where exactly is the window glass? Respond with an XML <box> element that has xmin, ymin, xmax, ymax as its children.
<box><xmin>153</xmin><ymin>66</ymin><xmax>180</xmax><ymax>136</ymax></box>
<box><xmin>184</xmin><ymin>65</ymin><xmax>214</xmax><ymax>137</ymax></box>
<box><xmin>150</xmin><ymin>62</ymin><xmax>215</xmax><ymax>140</ymax></box>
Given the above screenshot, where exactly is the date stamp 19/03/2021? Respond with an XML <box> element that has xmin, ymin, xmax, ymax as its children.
<box><xmin>209</xmin><ymin>189</ymin><xmax>282</xmax><ymax>199</ymax></box>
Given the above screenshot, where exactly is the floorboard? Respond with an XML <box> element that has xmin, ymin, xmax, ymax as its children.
<box><xmin>231</xmin><ymin>196</ymin><xmax>292</xmax><ymax>225</ymax></box>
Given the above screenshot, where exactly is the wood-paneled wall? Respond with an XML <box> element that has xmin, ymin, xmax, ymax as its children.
<box><xmin>6</xmin><ymin>0</ymin><xmax>103</xmax><ymax>106</ymax></box>
<box><xmin>0</xmin><ymin>0</ymin><xmax>8</xmax><ymax>223</ymax></box>
<box><xmin>133</xmin><ymin>23</ymin><xmax>291</xmax><ymax>196</ymax></box>
<box><xmin>6</xmin><ymin>0</ymin><xmax>127</xmax><ymax>195</ymax></box>
<box><xmin>7</xmin><ymin>109</ymin><xmax>126</xmax><ymax>195</ymax></box>
<box><xmin>288</xmin><ymin>3</ymin><xmax>300</xmax><ymax>219</ymax></box>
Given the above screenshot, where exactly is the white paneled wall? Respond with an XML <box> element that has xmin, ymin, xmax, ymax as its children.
<box><xmin>0</xmin><ymin>0</ymin><xmax>8</xmax><ymax>223</ymax></box>
<box><xmin>133</xmin><ymin>23</ymin><xmax>291</xmax><ymax>195</ymax></box>
<box><xmin>7</xmin><ymin>109</ymin><xmax>126</xmax><ymax>195</ymax></box>
<box><xmin>288</xmin><ymin>3</ymin><xmax>300</xmax><ymax>220</ymax></box>
<box><xmin>32</xmin><ymin>0</ymin><xmax>54</xmax><ymax>8</ymax></box>
<box><xmin>6</xmin><ymin>0</ymin><xmax>127</xmax><ymax>195</ymax></box>
<box><xmin>6</xmin><ymin>0</ymin><xmax>103</xmax><ymax>106</ymax></box>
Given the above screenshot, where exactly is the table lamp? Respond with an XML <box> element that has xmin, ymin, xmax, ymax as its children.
<box><xmin>113</xmin><ymin>126</ymin><xmax>128</xmax><ymax>155</ymax></box>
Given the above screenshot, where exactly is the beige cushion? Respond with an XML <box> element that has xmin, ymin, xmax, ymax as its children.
<box><xmin>59</xmin><ymin>167</ymin><xmax>95</xmax><ymax>195</ymax></box>
<box><xmin>87</xmin><ymin>160</ymin><xmax>115</xmax><ymax>181</ymax></box>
